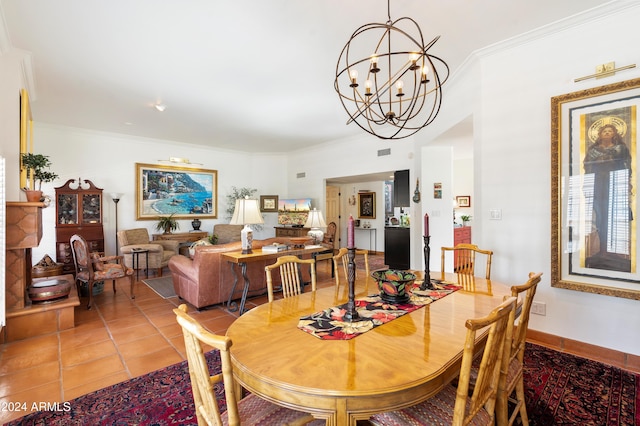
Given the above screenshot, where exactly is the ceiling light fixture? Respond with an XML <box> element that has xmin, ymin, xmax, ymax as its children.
<box><xmin>334</xmin><ymin>0</ymin><xmax>449</xmax><ymax>140</ymax></box>
<box><xmin>154</xmin><ymin>103</ymin><xmax>166</xmax><ymax>112</ymax></box>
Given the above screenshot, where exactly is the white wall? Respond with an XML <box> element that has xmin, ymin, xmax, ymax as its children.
<box><xmin>0</xmin><ymin>49</ymin><xmax>26</xmax><ymax>200</ymax></box>
<box><xmin>30</xmin><ymin>124</ymin><xmax>289</xmax><ymax>262</ymax></box>
<box><xmin>464</xmin><ymin>4</ymin><xmax>640</xmax><ymax>355</ymax></box>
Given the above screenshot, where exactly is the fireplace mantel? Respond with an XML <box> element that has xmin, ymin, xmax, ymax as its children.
<box><xmin>6</xmin><ymin>201</ymin><xmax>45</xmax><ymax>311</ymax></box>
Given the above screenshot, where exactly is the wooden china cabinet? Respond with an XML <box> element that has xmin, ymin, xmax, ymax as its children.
<box><xmin>55</xmin><ymin>178</ymin><xmax>105</xmax><ymax>274</ymax></box>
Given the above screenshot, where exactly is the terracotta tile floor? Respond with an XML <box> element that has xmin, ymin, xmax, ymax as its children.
<box><xmin>0</xmin><ymin>257</ymin><xmax>342</xmax><ymax>424</ymax></box>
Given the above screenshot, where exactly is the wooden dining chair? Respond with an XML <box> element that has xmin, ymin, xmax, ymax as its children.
<box><xmin>70</xmin><ymin>234</ymin><xmax>134</xmax><ymax>309</ymax></box>
<box><xmin>173</xmin><ymin>304</ymin><xmax>316</xmax><ymax>426</ymax></box>
<box><xmin>441</xmin><ymin>243</ymin><xmax>493</xmax><ymax>279</ymax></box>
<box><xmin>265</xmin><ymin>255</ymin><xmax>316</xmax><ymax>302</ymax></box>
<box><xmin>496</xmin><ymin>271</ymin><xmax>542</xmax><ymax>426</ymax></box>
<box><xmin>332</xmin><ymin>247</ymin><xmax>370</xmax><ymax>287</ymax></box>
<box><xmin>369</xmin><ymin>296</ymin><xmax>517</xmax><ymax>426</ymax></box>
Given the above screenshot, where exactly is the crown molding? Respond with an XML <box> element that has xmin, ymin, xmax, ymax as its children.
<box><xmin>473</xmin><ymin>1</ymin><xmax>638</xmax><ymax>62</ymax></box>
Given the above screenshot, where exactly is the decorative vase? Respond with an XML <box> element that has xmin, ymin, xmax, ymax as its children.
<box><xmin>191</xmin><ymin>218</ymin><xmax>201</xmax><ymax>231</ymax></box>
<box><xmin>371</xmin><ymin>269</ymin><xmax>416</xmax><ymax>304</ymax></box>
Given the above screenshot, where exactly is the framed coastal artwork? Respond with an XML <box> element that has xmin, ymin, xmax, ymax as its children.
<box><xmin>135</xmin><ymin>163</ymin><xmax>218</xmax><ymax>220</ymax></box>
<box><xmin>551</xmin><ymin>77</ymin><xmax>640</xmax><ymax>300</ymax></box>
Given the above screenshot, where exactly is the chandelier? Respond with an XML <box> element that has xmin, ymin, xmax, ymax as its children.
<box><xmin>334</xmin><ymin>1</ymin><xmax>449</xmax><ymax>140</ymax></box>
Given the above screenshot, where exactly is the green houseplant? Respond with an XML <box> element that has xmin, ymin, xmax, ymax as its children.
<box><xmin>460</xmin><ymin>214</ymin><xmax>472</xmax><ymax>226</ymax></box>
<box><xmin>156</xmin><ymin>213</ymin><xmax>179</xmax><ymax>234</ymax></box>
<box><xmin>21</xmin><ymin>153</ymin><xmax>59</xmax><ymax>201</ymax></box>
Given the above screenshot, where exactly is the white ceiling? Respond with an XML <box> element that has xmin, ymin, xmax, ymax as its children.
<box><xmin>1</xmin><ymin>0</ymin><xmax>614</xmax><ymax>153</ymax></box>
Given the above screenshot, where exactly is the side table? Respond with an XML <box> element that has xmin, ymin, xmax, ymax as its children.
<box><xmin>131</xmin><ymin>248</ymin><xmax>149</xmax><ymax>281</ymax></box>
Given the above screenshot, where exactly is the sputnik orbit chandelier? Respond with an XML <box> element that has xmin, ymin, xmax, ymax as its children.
<box><xmin>335</xmin><ymin>0</ymin><xmax>449</xmax><ymax>140</ymax></box>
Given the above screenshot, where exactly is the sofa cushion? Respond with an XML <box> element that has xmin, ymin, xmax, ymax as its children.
<box><xmin>120</xmin><ymin>228</ymin><xmax>153</xmax><ymax>246</ymax></box>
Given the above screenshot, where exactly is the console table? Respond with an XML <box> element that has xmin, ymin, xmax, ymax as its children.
<box><xmin>152</xmin><ymin>231</ymin><xmax>208</xmax><ymax>243</ymax></box>
<box><xmin>274</xmin><ymin>226</ymin><xmax>309</xmax><ymax>238</ymax></box>
<box><xmin>355</xmin><ymin>227</ymin><xmax>377</xmax><ymax>252</ymax></box>
<box><xmin>222</xmin><ymin>245</ymin><xmax>325</xmax><ymax>315</ymax></box>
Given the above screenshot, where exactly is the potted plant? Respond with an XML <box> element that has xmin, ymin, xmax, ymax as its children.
<box><xmin>21</xmin><ymin>153</ymin><xmax>59</xmax><ymax>202</ymax></box>
<box><xmin>460</xmin><ymin>215</ymin><xmax>472</xmax><ymax>226</ymax></box>
<box><xmin>156</xmin><ymin>213</ymin><xmax>179</xmax><ymax>234</ymax></box>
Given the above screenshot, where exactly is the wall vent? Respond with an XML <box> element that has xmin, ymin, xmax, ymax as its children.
<box><xmin>377</xmin><ymin>148</ymin><xmax>391</xmax><ymax>156</ymax></box>
<box><xmin>296</xmin><ymin>172</ymin><xmax>306</xmax><ymax>179</ymax></box>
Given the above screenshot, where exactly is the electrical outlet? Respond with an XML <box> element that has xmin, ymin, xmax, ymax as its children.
<box><xmin>531</xmin><ymin>301</ymin><xmax>546</xmax><ymax>316</ymax></box>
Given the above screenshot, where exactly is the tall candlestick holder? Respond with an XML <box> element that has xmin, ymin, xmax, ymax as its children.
<box><xmin>344</xmin><ymin>247</ymin><xmax>360</xmax><ymax>321</ymax></box>
<box><xmin>420</xmin><ymin>235</ymin><xmax>433</xmax><ymax>290</ymax></box>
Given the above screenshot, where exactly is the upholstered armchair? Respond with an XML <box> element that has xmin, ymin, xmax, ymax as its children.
<box><xmin>320</xmin><ymin>221</ymin><xmax>337</xmax><ymax>252</ymax></box>
<box><xmin>117</xmin><ymin>228</ymin><xmax>179</xmax><ymax>277</ymax></box>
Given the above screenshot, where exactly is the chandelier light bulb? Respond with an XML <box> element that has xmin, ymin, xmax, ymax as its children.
<box><xmin>365</xmin><ymin>79</ymin><xmax>372</xmax><ymax>96</ymax></box>
<box><xmin>409</xmin><ymin>52</ymin><xmax>420</xmax><ymax>70</ymax></box>
<box><xmin>350</xmin><ymin>69</ymin><xmax>359</xmax><ymax>87</ymax></box>
<box><xmin>421</xmin><ymin>65</ymin><xmax>430</xmax><ymax>83</ymax></box>
<box><xmin>396</xmin><ymin>79</ymin><xmax>404</xmax><ymax>96</ymax></box>
<box><xmin>370</xmin><ymin>55</ymin><xmax>380</xmax><ymax>73</ymax></box>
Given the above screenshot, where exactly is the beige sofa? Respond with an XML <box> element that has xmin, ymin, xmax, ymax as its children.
<box><xmin>117</xmin><ymin>228</ymin><xmax>179</xmax><ymax>276</ymax></box>
<box><xmin>168</xmin><ymin>237</ymin><xmax>312</xmax><ymax>309</ymax></box>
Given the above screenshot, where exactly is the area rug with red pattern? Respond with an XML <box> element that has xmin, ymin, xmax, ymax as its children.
<box><xmin>7</xmin><ymin>343</ymin><xmax>638</xmax><ymax>425</ymax></box>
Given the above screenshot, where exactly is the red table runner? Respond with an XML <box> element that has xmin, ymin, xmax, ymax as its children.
<box><xmin>298</xmin><ymin>281</ymin><xmax>461</xmax><ymax>340</ymax></box>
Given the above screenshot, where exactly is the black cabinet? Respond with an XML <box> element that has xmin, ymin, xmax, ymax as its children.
<box><xmin>394</xmin><ymin>169</ymin><xmax>410</xmax><ymax>207</ymax></box>
<box><xmin>384</xmin><ymin>226</ymin><xmax>410</xmax><ymax>270</ymax></box>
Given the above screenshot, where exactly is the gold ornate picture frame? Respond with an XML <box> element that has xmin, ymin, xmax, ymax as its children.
<box><xmin>551</xmin><ymin>77</ymin><xmax>640</xmax><ymax>300</ymax></box>
<box><xmin>19</xmin><ymin>88</ymin><xmax>33</xmax><ymax>188</ymax></box>
<box><xmin>136</xmin><ymin>163</ymin><xmax>218</xmax><ymax>220</ymax></box>
<box><xmin>358</xmin><ymin>191</ymin><xmax>376</xmax><ymax>219</ymax></box>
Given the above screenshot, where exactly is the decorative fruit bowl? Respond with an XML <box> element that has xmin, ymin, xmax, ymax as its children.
<box><xmin>288</xmin><ymin>237</ymin><xmax>311</xmax><ymax>248</ymax></box>
<box><xmin>371</xmin><ymin>269</ymin><xmax>416</xmax><ymax>303</ymax></box>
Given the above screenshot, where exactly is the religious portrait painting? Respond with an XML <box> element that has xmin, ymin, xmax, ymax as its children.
<box><xmin>552</xmin><ymin>78</ymin><xmax>640</xmax><ymax>300</ymax></box>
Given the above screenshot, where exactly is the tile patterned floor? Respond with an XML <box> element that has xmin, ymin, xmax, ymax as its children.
<box><xmin>0</xmin><ymin>259</ymin><xmax>341</xmax><ymax>424</ymax></box>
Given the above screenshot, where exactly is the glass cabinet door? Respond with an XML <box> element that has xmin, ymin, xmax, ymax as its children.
<box><xmin>57</xmin><ymin>194</ymin><xmax>78</xmax><ymax>225</ymax></box>
<box><xmin>82</xmin><ymin>193</ymin><xmax>102</xmax><ymax>224</ymax></box>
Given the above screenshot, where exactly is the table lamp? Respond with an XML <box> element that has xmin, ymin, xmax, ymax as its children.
<box><xmin>229</xmin><ymin>196</ymin><xmax>264</xmax><ymax>254</ymax></box>
<box><xmin>304</xmin><ymin>208</ymin><xmax>327</xmax><ymax>244</ymax></box>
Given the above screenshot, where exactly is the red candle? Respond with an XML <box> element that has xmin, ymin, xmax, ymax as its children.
<box><xmin>348</xmin><ymin>215</ymin><xmax>355</xmax><ymax>248</ymax></box>
<box><xmin>424</xmin><ymin>212</ymin><xmax>430</xmax><ymax>237</ymax></box>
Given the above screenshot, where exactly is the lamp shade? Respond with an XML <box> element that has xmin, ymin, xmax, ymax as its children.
<box><xmin>229</xmin><ymin>197</ymin><xmax>264</xmax><ymax>254</ymax></box>
<box><xmin>305</xmin><ymin>208</ymin><xmax>327</xmax><ymax>244</ymax></box>
<box><xmin>304</xmin><ymin>208</ymin><xmax>327</xmax><ymax>228</ymax></box>
<box><xmin>229</xmin><ymin>197</ymin><xmax>264</xmax><ymax>225</ymax></box>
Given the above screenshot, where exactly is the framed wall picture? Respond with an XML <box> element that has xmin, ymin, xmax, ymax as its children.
<box><xmin>135</xmin><ymin>163</ymin><xmax>218</xmax><ymax>220</ymax></box>
<box><xmin>456</xmin><ymin>195</ymin><xmax>471</xmax><ymax>208</ymax></box>
<box><xmin>551</xmin><ymin>77</ymin><xmax>640</xmax><ymax>300</ymax></box>
<box><xmin>260</xmin><ymin>195</ymin><xmax>278</xmax><ymax>212</ymax></box>
<box><xmin>358</xmin><ymin>191</ymin><xmax>376</xmax><ymax>219</ymax></box>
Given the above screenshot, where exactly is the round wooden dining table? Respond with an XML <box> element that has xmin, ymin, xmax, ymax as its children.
<box><xmin>225</xmin><ymin>271</ymin><xmax>510</xmax><ymax>425</ymax></box>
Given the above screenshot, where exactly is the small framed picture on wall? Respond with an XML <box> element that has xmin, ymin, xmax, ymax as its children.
<box><xmin>260</xmin><ymin>195</ymin><xmax>278</xmax><ymax>212</ymax></box>
<box><xmin>456</xmin><ymin>195</ymin><xmax>471</xmax><ymax>208</ymax></box>
<box><xmin>358</xmin><ymin>192</ymin><xmax>376</xmax><ymax>219</ymax></box>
